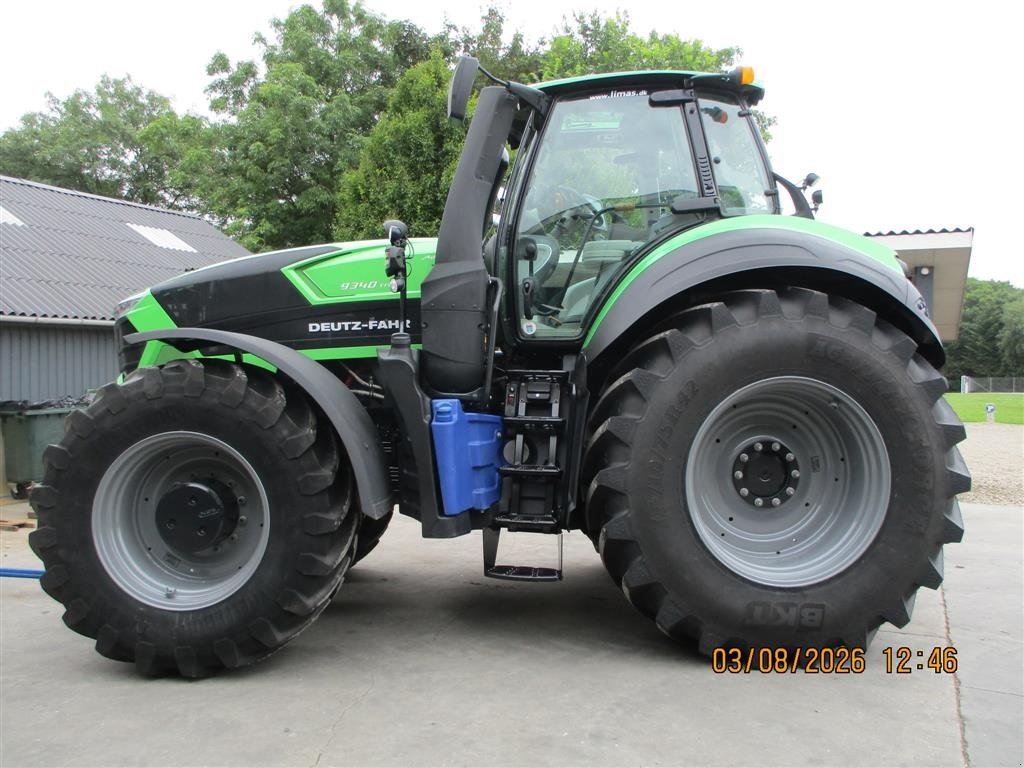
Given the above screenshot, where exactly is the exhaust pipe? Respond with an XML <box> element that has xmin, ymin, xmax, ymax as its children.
<box><xmin>420</xmin><ymin>86</ymin><xmax>520</xmax><ymax>394</ymax></box>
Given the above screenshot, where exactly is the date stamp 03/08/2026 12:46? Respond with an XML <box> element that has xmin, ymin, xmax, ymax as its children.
<box><xmin>711</xmin><ymin>645</ymin><xmax>959</xmax><ymax>674</ymax></box>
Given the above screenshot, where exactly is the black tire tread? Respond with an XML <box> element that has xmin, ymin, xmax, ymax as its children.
<box><xmin>29</xmin><ymin>359</ymin><xmax>358</xmax><ymax>677</ymax></box>
<box><xmin>582</xmin><ymin>288</ymin><xmax>969</xmax><ymax>652</ymax></box>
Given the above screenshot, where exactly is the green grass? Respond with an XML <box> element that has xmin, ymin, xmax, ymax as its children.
<box><xmin>943</xmin><ymin>393</ymin><xmax>1024</xmax><ymax>424</ymax></box>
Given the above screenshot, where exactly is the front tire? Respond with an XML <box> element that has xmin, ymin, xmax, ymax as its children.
<box><xmin>583</xmin><ymin>288</ymin><xmax>969</xmax><ymax>652</ymax></box>
<box><xmin>29</xmin><ymin>360</ymin><xmax>357</xmax><ymax>677</ymax></box>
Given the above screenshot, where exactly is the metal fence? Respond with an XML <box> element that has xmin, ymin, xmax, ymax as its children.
<box><xmin>959</xmin><ymin>376</ymin><xmax>1024</xmax><ymax>393</ymax></box>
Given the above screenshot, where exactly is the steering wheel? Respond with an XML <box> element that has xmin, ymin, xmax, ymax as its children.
<box><xmin>536</xmin><ymin>185</ymin><xmax>609</xmax><ymax>242</ymax></box>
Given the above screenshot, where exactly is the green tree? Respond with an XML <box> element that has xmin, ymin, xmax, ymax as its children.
<box><xmin>945</xmin><ymin>278</ymin><xmax>1024</xmax><ymax>376</ymax></box>
<box><xmin>1</xmin><ymin>4</ymin><xmax>757</xmax><ymax>250</ymax></box>
<box><xmin>334</xmin><ymin>9</ymin><xmax>748</xmax><ymax>239</ymax></box>
<box><xmin>998</xmin><ymin>297</ymin><xmax>1024</xmax><ymax>372</ymax></box>
<box><xmin>0</xmin><ymin>76</ymin><xmax>189</xmax><ymax>206</ymax></box>
<box><xmin>541</xmin><ymin>11</ymin><xmax>738</xmax><ymax>79</ymax></box>
<box><xmin>200</xmin><ymin>0</ymin><xmax>444</xmax><ymax>250</ymax></box>
<box><xmin>334</xmin><ymin>53</ymin><xmax>465</xmax><ymax>240</ymax></box>
<box><xmin>450</xmin><ymin>7</ymin><xmax>544</xmax><ymax>83</ymax></box>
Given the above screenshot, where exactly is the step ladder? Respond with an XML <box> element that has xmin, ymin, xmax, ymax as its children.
<box><xmin>484</xmin><ymin>369</ymin><xmax>573</xmax><ymax>581</ymax></box>
<box><xmin>482</xmin><ymin>527</ymin><xmax>563</xmax><ymax>582</ymax></box>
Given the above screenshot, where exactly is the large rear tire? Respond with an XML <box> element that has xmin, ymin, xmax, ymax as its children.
<box><xmin>583</xmin><ymin>288</ymin><xmax>968</xmax><ymax>652</ymax></box>
<box><xmin>29</xmin><ymin>359</ymin><xmax>357</xmax><ymax>677</ymax></box>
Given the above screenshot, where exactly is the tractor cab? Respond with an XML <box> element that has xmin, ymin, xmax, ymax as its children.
<box><xmin>495</xmin><ymin>72</ymin><xmax>778</xmax><ymax>340</ymax></box>
<box><xmin>414</xmin><ymin>60</ymin><xmax>785</xmax><ymax>403</ymax></box>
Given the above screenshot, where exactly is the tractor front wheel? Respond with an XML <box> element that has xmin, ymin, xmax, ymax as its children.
<box><xmin>29</xmin><ymin>360</ymin><xmax>357</xmax><ymax>677</ymax></box>
<box><xmin>583</xmin><ymin>288</ymin><xmax>968</xmax><ymax>652</ymax></box>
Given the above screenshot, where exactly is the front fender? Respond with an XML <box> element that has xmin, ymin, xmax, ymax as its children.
<box><xmin>583</xmin><ymin>216</ymin><xmax>942</xmax><ymax>366</ymax></box>
<box><xmin>125</xmin><ymin>328</ymin><xmax>393</xmax><ymax>520</ymax></box>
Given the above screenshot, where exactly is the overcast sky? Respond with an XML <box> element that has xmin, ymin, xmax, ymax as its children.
<box><xmin>1</xmin><ymin>0</ymin><xmax>1019</xmax><ymax>284</ymax></box>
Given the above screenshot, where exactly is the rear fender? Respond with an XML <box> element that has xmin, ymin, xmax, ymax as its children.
<box><xmin>126</xmin><ymin>328</ymin><xmax>393</xmax><ymax>520</ymax></box>
<box><xmin>584</xmin><ymin>219</ymin><xmax>942</xmax><ymax>369</ymax></box>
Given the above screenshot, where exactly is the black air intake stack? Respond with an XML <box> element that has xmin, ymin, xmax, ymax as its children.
<box><xmin>420</xmin><ymin>86</ymin><xmax>519</xmax><ymax>395</ymax></box>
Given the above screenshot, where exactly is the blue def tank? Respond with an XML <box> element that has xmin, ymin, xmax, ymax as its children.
<box><xmin>430</xmin><ymin>399</ymin><xmax>504</xmax><ymax>516</ymax></box>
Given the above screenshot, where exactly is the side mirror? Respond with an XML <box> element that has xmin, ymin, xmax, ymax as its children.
<box><xmin>811</xmin><ymin>189</ymin><xmax>824</xmax><ymax>212</ymax></box>
<box><xmin>383</xmin><ymin>219</ymin><xmax>408</xmax><ymax>246</ymax></box>
<box><xmin>447</xmin><ymin>56</ymin><xmax>479</xmax><ymax>121</ymax></box>
<box><xmin>801</xmin><ymin>172</ymin><xmax>820</xmax><ymax>190</ymax></box>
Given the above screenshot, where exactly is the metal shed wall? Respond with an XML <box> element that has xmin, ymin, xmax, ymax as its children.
<box><xmin>0</xmin><ymin>324</ymin><xmax>116</xmax><ymax>403</ymax></box>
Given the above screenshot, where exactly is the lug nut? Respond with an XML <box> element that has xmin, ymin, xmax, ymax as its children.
<box><xmin>197</xmin><ymin>527</ymin><xmax>206</xmax><ymax>536</ymax></box>
<box><xmin>733</xmin><ymin>470</ymin><xmax>744</xmax><ymax>480</ymax></box>
<box><xmin>739</xmin><ymin>488</ymin><xmax>749</xmax><ymax>497</ymax></box>
<box><xmin>753</xmin><ymin>498</ymin><xmax>764</xmax><ymax>507</ymax></box>
<box><xmin>791</xmin><ymin>469</ymin><xmax>800</xmax><ymax>479</ymax></box>
<box><xmin>238</xmin><ymin>496</ymin><xmax>247</xmax><ymax>507</ymax></box>
<box><xmin>164</xmin><ymin>587</ymin><xmax>176</xmax><ymax>598</ymax></box>
<box><xmin>753</xmin><ymin>442</ymin><xmax>763</xmax><ymax>452</ymax></box>
<box><xmin>771</xmin><ymin>442</ymin><xmax>781</xmax><ymax>452</ymax></box>
<box><xmin>188</xmin><ymin>497</ymin><xmax>197</xmax><ymax>506</ymax></box>
<box><xmin>785</xmin><ymin>487</ymin><xmax>796</xmax><ymax>496</ymax></box>
<box><xmin>771</xmin><ymin>498</ymin><xmax>781</xmax><ymax>507</ymax></box>
<box><xmin>166</xmin><ymin>519</ymin><xmax>176</xmax><ymax>530</ymax></box>
<box><xmin>785</xmin><ymin>452</ymin><xmax>795</xmax><ymax>462</ymax></box>
<box><xmin>238</xmin><ymin>515</ymin><xmax>248</xmax><ymax>527</ymax></box>
<box><xmin>739</xmin><ymin>453</ymin><xmax>749</xmax><ymax>463</ymax></box>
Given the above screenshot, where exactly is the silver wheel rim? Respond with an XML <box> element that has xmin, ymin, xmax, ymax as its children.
<box><xmin>92</xmin><ymin>431</ymin><xmax>270</xmax><ymax>611</ymax></box>
<box><xmin>685</xmin><ymin>376</ymin><xmax>890</xmax><ymax>587</ymax></box>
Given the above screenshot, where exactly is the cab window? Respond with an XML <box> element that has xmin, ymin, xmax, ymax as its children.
<box><xmin>512</xmin><ymin>90</ymin><xmax>697</xmax><ymax>338</ymax></box>
<box><xmin>698</xmin><ymin>96</ymin><xmax>774</xmax><ymax>215</ymax></box>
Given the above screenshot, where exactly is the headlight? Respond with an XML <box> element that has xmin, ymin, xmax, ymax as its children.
<box><xmin>113</xmin><ymin>292</ymin><xmax>145</xmax><ymax>319</ymax></box>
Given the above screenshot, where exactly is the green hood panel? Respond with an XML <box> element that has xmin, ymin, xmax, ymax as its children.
<box><xmin>282</xmin><ymin>238</ymin><xmax>438</xmax><ymax>305</ymax></box>
<box><xmin>126</xmin><ymin>291</ymin><xmax>178</xmax><ymax>333</ymax></box>
<box><xmin>122</xmin><ymin>238</ymin><xmax>440</xmax><ymax>370</ymax></box>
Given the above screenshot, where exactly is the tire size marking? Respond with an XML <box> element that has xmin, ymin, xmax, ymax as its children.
<box><xmin>711</xmin><ymin>646</ymin><xmax>866</xmax><ymax>674</ymax></box>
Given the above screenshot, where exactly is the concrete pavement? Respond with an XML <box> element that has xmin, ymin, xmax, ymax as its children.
<box><xmin>1</xmin><ymin>503</ymin><xmax>1020</xmax><ymax>767</ymax></box>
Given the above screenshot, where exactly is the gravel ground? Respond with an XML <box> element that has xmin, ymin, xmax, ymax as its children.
<box><xmin>958</xmin><ymin>422</ymin><xmax>1024</xmax><ymax>505</ymax></box>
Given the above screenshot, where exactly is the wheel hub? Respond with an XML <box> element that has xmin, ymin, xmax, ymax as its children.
<box><xmin>686</xmin><ymin>376</ymin><xmax>890</xmax><ymax>588</ymax></box>
<box><xmin>155</xmin><ymin>479</ymin><xmax>239</xmax><ymax>555</ymax></box>
<box><xmin>731</xmin><ymin>439</ymin><xmax>800</xmax><ymax>508</ymax></box>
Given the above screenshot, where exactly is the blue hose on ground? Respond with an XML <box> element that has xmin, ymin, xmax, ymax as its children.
<box><xmin>0</xmin><ymin>568</ymin><xmax>43</xmax><ymax>579</ymax></box>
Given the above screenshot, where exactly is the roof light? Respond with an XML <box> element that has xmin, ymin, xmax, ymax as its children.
<box><xmin>732</xmin><ymin>66</ymin><xmax>755</xmax><ymax>86</ymax></box>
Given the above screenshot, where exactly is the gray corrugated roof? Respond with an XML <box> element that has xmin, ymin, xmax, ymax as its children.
<box><xmin>864</xmin><ymin>227</ymin><xmax>974</xmax><ymax>237</ymax></box>
<box><xmin>0</xmin><ymin>175</ymin><xmax>249</xmax><ymax>320</ymax></box>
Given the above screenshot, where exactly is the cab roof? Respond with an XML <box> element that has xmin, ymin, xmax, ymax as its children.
<box><xmin>534</xmin><ymin>70</ymin><xmax>765</xmax><ymax>105</ymax></box>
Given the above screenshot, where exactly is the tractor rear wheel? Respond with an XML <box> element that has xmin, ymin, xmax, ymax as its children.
<box><xmin>29</xmin><ymin>359</ymin><xmax>357</xmax><ymax>677</ymax></box>
<box><xmin>583</xmin><ymin>288</ymin><xmax>968</xmax><ymax>653</ymax></box>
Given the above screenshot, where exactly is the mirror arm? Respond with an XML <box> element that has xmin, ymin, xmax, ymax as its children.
<box><xmin>772</xmin><ymin>173</ymin><xmax>814</xmax><ymax>219</ymax></box>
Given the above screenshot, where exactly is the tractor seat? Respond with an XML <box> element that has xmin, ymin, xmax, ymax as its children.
<box><xmin>559</xmin><ymin>240</ymin><xmax>641</xmax><ymax>320</ymax></box>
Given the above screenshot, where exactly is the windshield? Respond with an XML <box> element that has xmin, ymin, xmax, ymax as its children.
<box><xmin>512</xmin><ymin>90</ymin><xmax>699</xmax><ymax>338</ymax></box>
<box><xmin>698</xmin><ymin>96</ymin><xmax>774</xmax><ymax>216</ymax></box>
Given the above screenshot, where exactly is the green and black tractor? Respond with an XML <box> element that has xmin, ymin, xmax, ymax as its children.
<box><xmin>30</xmin><ymin>58</ymin><xmax>969</xmax><ymax>677</ymax></box>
